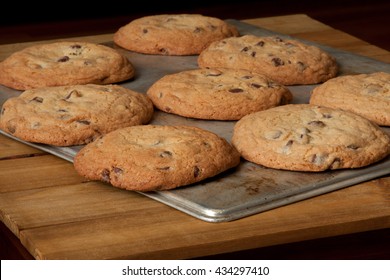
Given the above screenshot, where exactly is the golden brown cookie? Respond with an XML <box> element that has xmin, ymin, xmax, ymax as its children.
<box><xmin>0</xmin><ymin>84</ymin><xmax>154</xmax><ymax>146</ymax></box>
<box><xmin>310</xmin><ymin>72</ymin><xmax>390</xmax><ymax>126</ymax></box>
<box><xmin>232</xmin><ymin>104</ymin><xmax>390</xmax><ymax>171</ymax></box>
<box><xmin>147</xmin><ymin>67</ymin><xmax>292</xmax><ymax>120</ymax></box>
<box><xmin>73</xmin><ymin>125</ymin><xmax>241</xmax><ymax>191</ymax></box>
<box><xmin>198</xmin><ymin>35</ymin><xmax>338</xmax><ymax>85</ymax></box>
<box><xmin>113</xmin><ymin>14</ymin><xmax>239</xmax><ymax>55</ymax></box>
<box><xmin>0</xmin><ymin>41</ymin><xmax>135</xmax><ymax>90</ymax></box>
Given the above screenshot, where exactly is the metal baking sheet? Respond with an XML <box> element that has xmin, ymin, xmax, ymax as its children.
<box><xmin>1</xmin><ymin>20</ymin><xmax>389</xmax><ymax>222</ymax></box>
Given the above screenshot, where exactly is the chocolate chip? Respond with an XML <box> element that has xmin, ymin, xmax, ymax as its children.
<box><xmin>142</xmin><ymin>29</ymin><xmax>148</xmax><ymax>34</ymax></box>
<box><xmin>159</xmin><ymin>151</ymin><xmax>172</xmax><ymax>158</ymax></box>
<box><xmin>157</xmin><ymin>166</ymin><xmax>170</xmax><ymax>170</ymax></box>
<box><xmin>251</xmin><ymin>51</ymin><xmax>256</xmax><ymax>57</ymax></box>
<box><xmin>251</xmin><ymin>83</ymin><xmax>261</xmax><ymax>88</ymax></box>
<box><xmin>202</xmin><ymin>141</ymin><xmax>211</xmax><ymax>149</ymax></box>
<box><xmin>193</xmin><ymin>166</ymin><xmax>201</xmax><ymax>178</ymax></box>
<box><xmin>57</xmin><ymin>56</ymin><xmax>69</xmax><ymax>62</ymax></box>
<box><xmin>311</xmin><ymin>154</ymin><xmax>327</xmax><ymax>165</ymax></box>
<box><xmin>1</xmin><ymin>107</ymin><xmax>5</xmax><ymax>115</ymax></box>
<box><xmin>64</xmin><ymin>90</ymin><xmax>82</xmax><ymax>100</ymax></box>
<box><xmin>299</xmin><ymin>127</ymin><xmax>311</xmax><ymax>144</ymax></box>
<box><xmin>30</xmin><ymin>96</ymin><xmax>43</xmax><ymax>103</ymax></box>
<box><xmin>70</xmin><ymin>44</ymin><xmax>82</xmax><ymax>49</ymax></box>
<box><xmin>255</xmin><ymin>41</ymin><xmax>265</xmax><ymax>47</ymax></box>
<box><xmin>273</xmin><ymin>131</ymin><xmax>282</xmax><ymax>139</ymax></box>
<box><xmin>6</xmin><ymin>124</ymin><xmax>15</xmax><ymax>134</ymax></box>
<box><xmin>330</xmin><ymin>158</ymin><xmax>342</xmax><ymax>169</ymax></box>
<box><xmin>271</xmin><ymin>57</ymin><xmax>284</xmax><ymax>67</ymax></box>
<box><xmin>113</xmin><ymin>167</ymin><xmax>123</xmax><ymax>174</ymax></box>
<box><xmin>152</xmin><ymin>140</ymin><xmax>161</xmax><ymax>146</ymax></box>
<box><xmin>300</xmin><ymin>127</ymin><xmax>311</xmax><ymax>135</ymax></box>
<box><xmin>297</xmin><ymin>61</ymin><xmax>307</xmax><ymax>71</ymax></box>
<box><xmin>229</xmin><ymin>88</ymin><xmax>244</xmax><ymax>93</ymax></box>
<box><xmin>281</xmin><ymin>140</ymin><xmax>293</xmax><ymax>154</ymax></box>
<box><xmin>301</xmin><ymin>127</ymin><xmax>311</xmax><ymax>133</ymax></box>
<box><xmin>159</xmin><ymin>48</ymin><xmax>168</xmax><ymax>55</ymax></box>
<box><xmin>308</xmin><ymin>120</ymin><xmax>326</xmax><ymax>127</ymax></box>
<box><xmin>347</xmin><ymin>144</ymin><xmax>359</xmax><ymax>150</ymax></box>
<box><xmin>265</xmin><ymin>130</ymin><xmax>282</xmax><ymax>140</ymax></box>
<box><xmin>58</xmin><ymin>109</ymin><xmax>68</xmax><ymax>112</ymax></box>
<box><xmin>76</xmin><ymin>120</ymin><xmax>90</xmax><ymax>125</ymax></box>
<box><xmin>241</xmin><ymin>75</ymin><xmax>252</xmax><ymax>79</ymax></box>
<box><xmin>101</xmin><ymin>169</ymin><xmax>110</xmax><ymax>183</ymax></box>
<box><xmin>241</xmin><ymin>47</ymin><xmax>249</xmax><ymax>52</ymax></box>
<box><xmin>194</xmin><ymin>27</ymin><xmax>203</xmax><ymax>33</ymax></box>
<box><xmin>274</xmin><ymin>37</ymin><xmax>284</xmax><ymax>42</ymax></box>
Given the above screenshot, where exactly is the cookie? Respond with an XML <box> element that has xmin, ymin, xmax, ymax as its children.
<box><xmin>198</xmin><ymin>35</ymin><xmax>338</xmax><ymax>85</ymax></box>
<box><xmin>0</xmin><ymin>84</ymin><xmax>154</xmax><ymax>146</ymax></box>
<box><xmin>310</xmin><ymin>72</ymin><xmax>390</xmax><ymax>126</ymax></box>
<box><xmin>0</xmin><ymin>41</ymin><xmax>135</xmax><ymax>90</ymax></box>
<box><xmin>113</xmin><ymin>14</ymin><xmax>239</xmax><ymax>55</ymax></box>
<box><xmin>147</xmin><ymin>67</ymin><xmax>293</xmax><ymax>120</ymax></box>
<box><xmin>232</xmin><ymin>104</ymin><xmax>390</xmax><ymax>171</ymax></box>
<box><xmin>73</xmin><ymin>125</ymin><xmax>241</xmax><ymax>191</ymax></box>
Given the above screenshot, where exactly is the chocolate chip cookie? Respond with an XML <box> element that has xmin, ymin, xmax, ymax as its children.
<box><xmin>0</xmin><ymin>84</ymin><xmax>154</xmax><ymax>146</ymax></box>
<box><xmin>113</xmin><ymin>14</ymin><xmax>239</xmax><ymax>55</ymax></box>
<box><xmin>0</xmin><ymin>41</ymin><xmax>135</xmax><ymax>90</ymax></box>
<box><xmin>198</xmin><ymin>35</ymin><xmax>338</xmax><ymax>85</ymax></box>
<box><xmin>73</xmin><ymin>125</ymin><xmax>241</xmax><ymax>191</ymax></box>
<box><xmin>231</xmin><ymin>104</ymin><xmax>390</xmax><ymax>171</ymax></box>
<box><xmin>147</xmin><ymin>67</ymin><xmax>292</xmax><ymax>120</ymax></box>
<box><xmin>310</xmin><ymin>72</ymin><xmax>390</xmax><ymax>126</ymax></box>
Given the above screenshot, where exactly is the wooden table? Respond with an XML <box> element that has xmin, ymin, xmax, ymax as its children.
<box><xmin>1</xmin><ymin>14</ymin><xmax>389</xmax><ymax>260</ymax></box>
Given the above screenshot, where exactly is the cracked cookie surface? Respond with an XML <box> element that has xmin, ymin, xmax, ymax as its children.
<box><xmin>0</xmin><ymin>84</ymin><xmax>154</xmax><ymax>146</ymax></box>
<box><xmin>113</xmin><ymin>14</ymin><xmax>239</xmax><ymax>55</ymax></box>
<box><xmin>231</xmin><ymin>104</ymin><xmax>390</xmax><ymax>171</ymax></box>
<box><xmin>147</xmin><ymin>67</ymin><xmax>292</xmax><ymax>120</ymax></box>
<box><xmin>310</xmin><ymin>72</ymin><xmax>390</xmax><ymax>126</ymax></box>
<box><xmin>0</xmin><ymin>41</ymin><xmax>135</xmax><ymax>90</ymax></box>
<box><xmin>73</xmin><ymin>125</ymin><xmax>241</xmax><ymax>191</ymax></box>
<box><xmin>198</xmin><ymin>35</ymin><xmax>338</xmax><ymax>85</ymax></box>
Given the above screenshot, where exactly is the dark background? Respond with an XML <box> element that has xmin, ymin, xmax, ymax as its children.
<box><xmin>0</xmin><ymin>0</ymin><xmax>389</xmax><ymax>50</ymax></box>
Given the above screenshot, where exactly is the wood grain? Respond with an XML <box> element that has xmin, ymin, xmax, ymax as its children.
<box><xmin>0</xmin><ymin>134</ymin><xmax>43</xmax><ymax>159</ymax></box>
<box><xmin>16</xmin><ymin>178</ymin><xmax>390</xmax><ymax>259</ymax></box>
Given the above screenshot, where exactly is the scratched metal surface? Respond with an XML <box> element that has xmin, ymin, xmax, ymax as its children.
<box><xmin>1</xmin><ymin>20</ymin><xmax>389</xmax><ymax>222</ymax></box>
